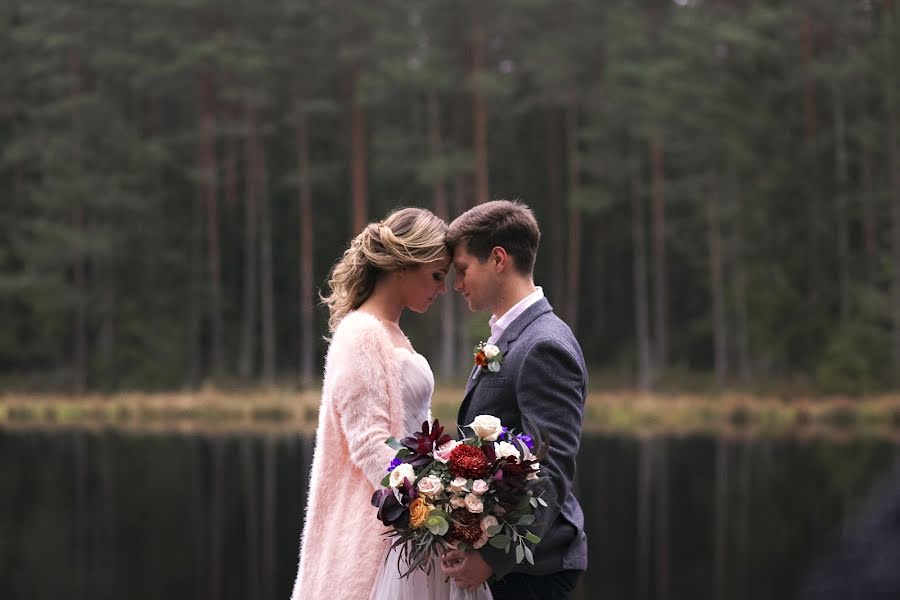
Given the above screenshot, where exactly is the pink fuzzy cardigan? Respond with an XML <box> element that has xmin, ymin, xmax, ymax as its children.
<box><xmin>291</xmin><ymin>312</ymin><xmax>406</xmax><ymax>600</ymax></box>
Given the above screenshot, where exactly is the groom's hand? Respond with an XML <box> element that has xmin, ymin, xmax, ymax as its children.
<box><xmin>440</xmin><ymin>549</ymin><xmax>493</xmax><ymax>592</ymax></box>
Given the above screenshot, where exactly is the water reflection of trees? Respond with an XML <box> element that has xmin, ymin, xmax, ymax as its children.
<box><xmin>1</xmin><ymin>430</ymin><xmax>898</xmax><ymax>599</ymax></box>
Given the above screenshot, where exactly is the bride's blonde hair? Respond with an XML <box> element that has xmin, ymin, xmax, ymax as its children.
<box><xmin>322</xmin><ymin>207</ymin><xmax>448</xmax><ymax>332</ymax></box>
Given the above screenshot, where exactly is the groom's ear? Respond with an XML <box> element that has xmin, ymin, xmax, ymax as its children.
<box><xmin>491</xmin><ymin>246</ymin><xmax>510</xmax><ymax>272</ymax></box>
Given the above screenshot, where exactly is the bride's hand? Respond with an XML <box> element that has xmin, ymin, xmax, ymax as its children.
<box><xmin>440</xmin><ymin>549</ymin><xmax>492</xmax><ymax>591</ymax></box>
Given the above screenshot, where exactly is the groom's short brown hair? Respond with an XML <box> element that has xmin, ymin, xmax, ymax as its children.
<box><xmin>447</xmin><ymin>199</ymin><xmax>540</xmax><ymax>275</ymax></box>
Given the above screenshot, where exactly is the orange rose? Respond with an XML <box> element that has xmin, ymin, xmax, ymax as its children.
<box><xmin>409</xmin><ymin>497</ymin><xmax>429</xmax><ymax>528</ymax></box>
<box><xmin>474</xmin><ymin>350</ymin><xmax>488</xmax><ymax>367</ymax></box>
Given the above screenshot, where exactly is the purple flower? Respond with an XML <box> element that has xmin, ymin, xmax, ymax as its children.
<box><xmin>516</xmin><ymin>433</ymin><xmax>534</xmax><ymax>451</ymax></box>
<box><xmin>386</xmin><ymin>457</ymin><xmax>403</xmax><ymax>473</ymax></box>
<box><xmin>499</xmin><ymin>426</ymin><xmax>510</xmax><ymax>441</ymax></box>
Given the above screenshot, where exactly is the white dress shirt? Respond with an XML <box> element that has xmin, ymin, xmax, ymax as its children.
<box><xmin>487</xmin><ymin>286</ymin><xmax>544</xmax><ymax>344</ymax></box>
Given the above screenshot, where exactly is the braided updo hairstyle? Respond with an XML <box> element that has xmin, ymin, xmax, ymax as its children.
<box><xmin>321</xmin><ymin>207</ymin><xmax>448</xmax><ymax>332</ymax></box>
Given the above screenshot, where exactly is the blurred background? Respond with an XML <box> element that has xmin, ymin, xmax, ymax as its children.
<box><xmin>2</xmin><ymin>0</ymin><xmax>900</xmax><ymax>599</ymax></box>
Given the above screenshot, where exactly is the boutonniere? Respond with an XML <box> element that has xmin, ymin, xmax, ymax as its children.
<box><xmin>474</xmin><ymin>341</ymin><xmax>503</xmax><ymax>373</ymax></box>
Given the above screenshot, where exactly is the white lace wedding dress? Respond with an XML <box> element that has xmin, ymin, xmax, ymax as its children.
<box><xmin>369</xmin><ymin>347</ymin><xmax>493</xmax><ymax>600</ymax></box>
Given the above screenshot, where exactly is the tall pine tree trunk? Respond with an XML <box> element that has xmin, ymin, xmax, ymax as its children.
<box><xmin>801</xmin><ymin>11</ymin><xmax>821</xmax><ymax>327</ymax></box>
<box><xmin>888</xmin><ymin>1</ymin><xmax>900</xmax><ymax>380</ymax></box>
<box><xmin>650</xmin><ymin>138</ymin><xmax>668</xmax><ymax>375</ymax></box>
<box><xmin>564</xmin><ymin>101</ymin><xmax>582</xmax><ymax>332</ymax></box>
<box><xmin>428</xmin><ymin>91</ymin><xmax>456</xmax><ymax>378</ymax></box>
<box><xmin>730</xmin><ymin>168</ymin><xmax>751</xmax><ymax>382</ymax></box>
<box><xmin>708</xmin><ymin>185</ymin><xmax>728</xmax><ymax>387</ymax></box>
<box><xmin>890</xmin><ymin>105</ymin><xmax>900</xmax><ymax>380</ymax></box>
<box><xmin>239</xmin><ymin>102</ymin><xmax>259</xmax><ymax>380</ymax></box>
<box><xmin>296</xmin><ymin>100</ymin><xmax>315</xmax><ymax>388</ymax></box>
<box><xmin>197</xmin><ymin>69</ymin><xmax>225</xmax><ymax>378</ymax></box>
<box><xmin>832</xmin><ymin>82</ymin><xmax>850</xmax><ymax>320</ymax></box>
<box><xmin>69</xmin><ymin>49</ymin><xmax>87</xmax><ymax>394</ymax></box>
<box><xmin>189</xmin><ymin>187</ymin><xmax>203</xmax><ymax>386</ymax></box>
<box><xmin>471</xmin><ymin>1</ymin><xmax>489</xmax><ymax>205</ymax></box>
<box><xmin>545</xmin><ymin>107</ymin><xmax>566</xmax><ymax>310</ymax></box>
<box><xmin>250</xmin><ymin>104</ymin><xmax>276</xmax><ymax>385</ymax></box>
<box><xmin>632</xmin><ymin>149</ymin><xmax>652</xmax><ymax>391</ymax></box>
<box><xmin>349</xmin><ymin>64</ymin><xmax>368</xmax><ymax>234</ymax></box>
<box><xmin>861</xmin><ymin>146</ymin><xmax>877</xmax><ymax>283</ymax></box>
<box><xmin>453</xmin><ymin>93</ymin><xmax>472</xmax><ymax>365</ymax></box>
<box><xmin>222</xmin><ymin>92</ymin><xmax>240</xmax><ymax>212</ymax></box>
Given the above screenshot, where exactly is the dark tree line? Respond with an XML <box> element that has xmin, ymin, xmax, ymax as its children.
<box><xmin>1</xmin><ymin>0</ymin><xmax>898</xmax><ymax>394</ymax></box>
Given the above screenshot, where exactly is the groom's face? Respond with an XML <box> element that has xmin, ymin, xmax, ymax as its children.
<box><xmin>452</xmin><ymin>244</ymin><xmax>495</xmax><ymax>313</ymax></box>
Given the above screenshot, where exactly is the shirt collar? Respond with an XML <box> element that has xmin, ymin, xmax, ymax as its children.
<box><xmin>488</xmin><ymin>286</ymin><xmax>544</xmax><ymax>343</ymax></box>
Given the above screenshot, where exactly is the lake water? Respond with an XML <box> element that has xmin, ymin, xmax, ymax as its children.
<box><xmin>1</xmin><ymin>429</ymin><xmax>898</xmax><ymax>599</ymax></box>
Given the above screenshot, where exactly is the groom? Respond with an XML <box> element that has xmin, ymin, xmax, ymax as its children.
<box><xmin>440</xmin><ymin>200</ymin><xmax>588</xmax><ymax>599</ymax></box>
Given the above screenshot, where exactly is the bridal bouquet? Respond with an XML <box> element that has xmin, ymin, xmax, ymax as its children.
<box><xmin>371</xmin><ymin>415</ymin><xmax>548</xmax><ymax>577</ymax></box>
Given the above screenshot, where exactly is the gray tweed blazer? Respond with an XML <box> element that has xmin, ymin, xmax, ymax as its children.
<box><xmin>457</xmin><ymin>297</ymin><xmax>588</xmax><ymax>580</ymax></box>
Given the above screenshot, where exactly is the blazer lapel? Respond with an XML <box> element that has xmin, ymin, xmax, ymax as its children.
<box><xmin>456</xmin><ymin>298</ymin><xmax>554</xmax><ymax>429</ymax></box>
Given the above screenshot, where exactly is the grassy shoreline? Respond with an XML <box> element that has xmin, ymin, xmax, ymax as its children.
<box><xmin>2</xmin><ymin>389</ymin><xmax>899</xmax><ymax>439</ymax></box>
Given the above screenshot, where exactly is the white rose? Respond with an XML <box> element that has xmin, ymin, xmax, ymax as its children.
<box><xmin>480</xmin><ymin>515</ymin><xmax>499</xmax><ymax>533</ymax></box>
<box><xmin>448</xmin><ymin>477</ymin><xmax>468</xmax><ymax>493</ymax></box>
<box><xmin>482</xmin><ymin>344</ymin><xmax>500</xmax><ymax>359</ymax></box>
<box><xmin>468</xmin><ymin>415</ymin><xmax>503</xmax><ymax>441</ymax></box>
<box><xmin>417</xmin><ymin>475</ymin><xmax>444</xmax><ymax>497</ymax></box>
<box><xmin>450</xmin><ymin>494</ymin><xmax>468</xmax><ymax>508</ymax></box>
<box><xmin>494</xmin><ymin>441</ymin><xmax>520</xmax><ymax>461</ymax></box>
<box><xmin>527</xmin><ymin>461</ymin><xmax>541</xmax><ymax>480</ymax></box>
<box><xmin>388</xmin><ymin>463</ymin><xmax>416</xmax><ymax>488</ymax></box>
<box><xmin>471</xmin><ymin>479</ymin><xmax>490</xmax><ymax>495</ymax></box>
<box><xmin>434</xmin><ymin>440</ymin><xmax>461</xmax><ymax>464</ymax></box>
<box><xmin>464</xmin><ymin>493</ymin><xmax>484</xmax><ymax>513</ymax></box>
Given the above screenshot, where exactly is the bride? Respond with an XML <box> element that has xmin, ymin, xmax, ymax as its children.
<box><xmin>290</xmin><ymin>207</ymin><xmax>491</xmax><ymax>600</ymax></box>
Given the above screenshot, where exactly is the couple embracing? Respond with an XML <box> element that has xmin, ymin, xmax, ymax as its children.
<box><xmin>291</xmin><ymin>200</ymin><xmax>587</xmax><ymax>600</ymax></box>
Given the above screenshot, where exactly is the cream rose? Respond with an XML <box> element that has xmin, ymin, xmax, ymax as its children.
<box><xmin>480</xmin><ymin>514</ymin><xmax>499</xmax><ymax>533</ymax></box>
<box><xmin>434</xmin><ymin>440</ymin><xmax>461</xmax><ymax>463</ymax></box>
<box><xmin>474</xmin><ymin>514</ymin><xmax>499</xmax><ymax>549</ymax></box>
<box><xmin>494</xmin><ymin>441</ymin><xmax>521</xmax><ymax>461</ymax></box>
<box><xmin>450</xmin><ymin>494</ymin><xmax>468</xmax><ymax>509</ymax></box>
<box><xmin>482</xmin><ymin>344</ymin><xmax>500</xmax><ymax>359</ymax></box>
<box><xmin>464</xmin><ymin>493</ymin><xmax>484</xmax><ymax>513</ymax></box>
<box><xmin>417</xmin><ymin>475</ymin><xmax>444</xmax><ymax>497</ymax></box>
<box><xmin>468</xmin><ymin>415</ymin><xmax>503</xmax><ymax>441</ymax></box>
<box><xmin>471</xmin><ymin>479</ymin><xmax>490</xmax><ymax>495</ymax></box>
<box><xmin>388</xmin><ymin>463</ymin><xmax>416</xmax><ymax>488</ymax></box>
<box><xmin>448</xmin><ymin>477</ymin><xmax>468</xmax><ymax>493</ymax></box>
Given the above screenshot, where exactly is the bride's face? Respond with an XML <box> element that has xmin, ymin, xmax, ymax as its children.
<box><xmin>401</xmin><ymin>258</ymin><xmax>450</xmax><ymax>314</ymax></box>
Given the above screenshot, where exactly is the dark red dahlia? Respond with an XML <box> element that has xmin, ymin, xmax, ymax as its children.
<box><xmin>449</xmin><ymin>509</ymin><xmax>483</xmax><ymax>545</ymax></box>
<box><xmin>448</xmin><ymin>444</ymin><xmax>490</xmax><ymax>479</ymax></box>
